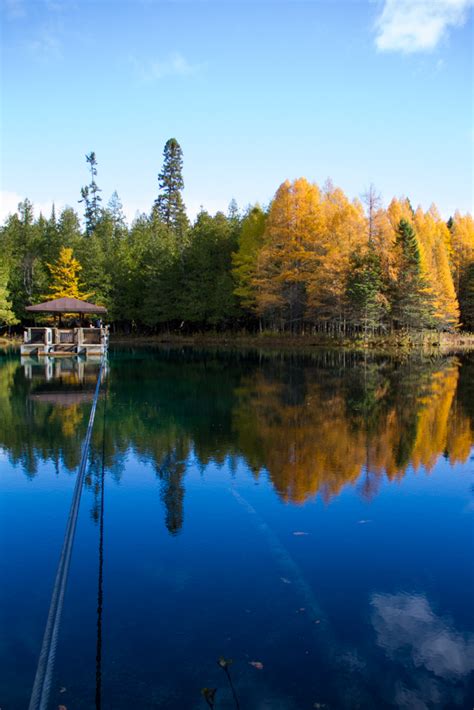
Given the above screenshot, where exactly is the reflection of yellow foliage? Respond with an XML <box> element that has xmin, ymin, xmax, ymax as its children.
<box><xmin>233</xmin><ymin>360</ymin><xmax>473</xmax><ymax>504</ymax></box>
<box><xmin>48</xmin><ymin>404</ymin><xmax>84</xmax><ymax>437</ymax></box>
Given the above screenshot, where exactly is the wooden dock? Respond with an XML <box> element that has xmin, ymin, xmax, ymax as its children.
<box><xmin>21</xmin><ymin>326</ymin><xmax>109</xmax><ymax>358</ymax></box>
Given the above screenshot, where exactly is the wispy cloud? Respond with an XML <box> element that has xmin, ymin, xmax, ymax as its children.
<box><xmin>129</xmin><ymin>52</ymin><xmax>204</xmax><ymax>83</ymax></box>
<box><xmin>374</xmin><ymin>0</ymin><xmax>473</xmax><ymax>53</ymax></box>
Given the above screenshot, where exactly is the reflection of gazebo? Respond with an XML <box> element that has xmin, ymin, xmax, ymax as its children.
<box><xmin>23</xmin><ymin>356</ymin><xmax>107</xmax><ymax>404</ymax></box>
<box><xmin>22</xmin><ymin>297</ymin><xmax>108</xmax><ymax>358</ymax></box>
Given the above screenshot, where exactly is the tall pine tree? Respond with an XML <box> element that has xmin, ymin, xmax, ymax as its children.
<box><xmin>154</xmin><ymin>138</ymin><xmax>188</xmax><ymax>241</ymax></box>
<box><xmin>79</xmin><ymin>152</ymin><xmax>102</xmax><ymax>236</ymax></box>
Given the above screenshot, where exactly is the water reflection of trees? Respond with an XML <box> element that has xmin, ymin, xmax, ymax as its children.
<box><xmin>1</xmin><ymin>350</ymin><xmax>473</xmax><ymax>532</ymax></box>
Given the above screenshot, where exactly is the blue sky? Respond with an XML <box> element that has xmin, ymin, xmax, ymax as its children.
<box><xmin>1</xmin><ymin>0</ymin><xmax>473</xmax><ymax>223</ymax></box>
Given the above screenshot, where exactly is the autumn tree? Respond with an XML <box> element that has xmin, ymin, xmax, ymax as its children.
<box><xmin>154</xmin><ymin>138</ymin><xmax>189</xmax><ymax>241</ymax></box>
<box><xmin>305</xmin><ymin>181</ymin><xmax>366</xmax><ymax>329</ymax></box>
<box><xmin>45</xmin><ymin>247</ymin><xmax>91</xmax><ymax>300</ymax></box>
<box><xmin>255</xmin><ymin>179</ymin><xmax>323</xmax><ymax>331</ymax></box>
<box><xmin>413</xmin><ymin>207</ymin><xmax>459</xmax><ymax>330</ymax></box>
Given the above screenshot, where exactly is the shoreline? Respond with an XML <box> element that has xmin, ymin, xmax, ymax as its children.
<box><xmin>3</xmin><ymin>332</ymin><xmax>474</xmax><ymax>355</ymax></box>
<box><xmin>109</xmin><ymin>331</ymin><xmax>474</xmax><ymax>354</ymax></box>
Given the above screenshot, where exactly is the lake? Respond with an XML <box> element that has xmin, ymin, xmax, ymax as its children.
<box><xmin>0</xmin><ymin>347</ymin><xmax>473</xmax><ymax>709</ymax></box>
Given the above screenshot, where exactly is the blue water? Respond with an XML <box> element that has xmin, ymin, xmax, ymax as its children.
<box><xmin>0</xmin><ymin>348</ymin><xmax>473</xmax><ymax>709</ymax></box>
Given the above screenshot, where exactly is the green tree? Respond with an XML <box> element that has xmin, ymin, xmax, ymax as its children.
<box><xmin>154</xmin><ymin>138</ymin><xmax>188</xmax><ymax>240</ymax></box>
<box><xmin>0</xmin><ymin>264</ymin><xmax>18</xmax><ymax>326</ymax></box>
<box><xmin>346</xmin><ymin>248</ymin><xmax>387</xmax><ymax>333</ymax></box>
<box><xmin>390</xmin><ymin>219</ymin><xmax>434</xmax><ymax>330</ymax></box>
<box><xmin>232</xmin><ymin>205</ymin><xmax>266</xmax><ymax>314</ymax></box>
<box><xmin>79</xmin><ymin>151</ymin><xmax>102</xmax><ymax>235</ymax></box>
<box><xmin>0</xmin><ymin>200</ymin><xmax>46</xmax><ymax>315</ymax></box>
<box><xmin>181</xmin><ymin>210</ymin><xmax>238</xmax><ymax>326</ymax></box>
<box><xmin>107</xmin><ymin>191</ymin><xmax>127</xmax><ymax>234</ymax></box>
<box><xmin>141</xmin><ymin>214</ymin><xmax>183</xmax><ymax>327</ymax></box>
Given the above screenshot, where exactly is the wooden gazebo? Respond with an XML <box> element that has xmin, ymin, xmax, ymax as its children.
<box><xmin>22</xmin><ymin>297</ymin><xmax>108</xmax><ymax>358</ymax></box>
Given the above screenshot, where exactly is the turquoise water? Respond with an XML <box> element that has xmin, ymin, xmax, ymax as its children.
<box><xmin>0</xmin><ymin>348</ymin><xmax>473</xmax><ymax>709</ymax></box>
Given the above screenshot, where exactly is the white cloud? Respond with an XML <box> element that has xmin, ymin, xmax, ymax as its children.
<box><xmin>129</xmin><ymin>52</ymin><xmax>204</xmax><ymax>83</ymax></box>
<box><xmin>375</xmin><ymin>0</ymin><xmax>473</xmax><ymax>53</ymax></box>
<box><xmin>371</xmin><ymin>592</ymin><xmax>474</xmax><ymax>678</ymax></box>
<box><xmin>0</xmin><ymin>191</ymin><xmax>63</xmax><ymax>222</ymax></box>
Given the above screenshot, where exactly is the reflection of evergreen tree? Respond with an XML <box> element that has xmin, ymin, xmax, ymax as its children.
<box><xmin>157</xmin><ymin>450</ymin><xmax>186</xmax><ymax>536</ymax></box>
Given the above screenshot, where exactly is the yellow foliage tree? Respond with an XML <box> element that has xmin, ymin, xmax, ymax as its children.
<box><xmin>254</xmin><ymin>178</ymin><xmax>323</xmax><ymax>329</ymax></box>
<box><xmin>414</xmin><ymin>207</ymin><xmax>459</xmax><ymax>329</ymax></box>
<box><xmin>305</xmin><ymin>181</ymin><xmax>366</xmax><ymax>324</ymax></box>
<box><xmin>45</xmin><ymin>247</ymin><xmax>92</xmax><ymax>301</ymax></box>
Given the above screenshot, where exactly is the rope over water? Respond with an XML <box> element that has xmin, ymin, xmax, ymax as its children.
<box><xmin>28</xmin><ymin>358</ymin><xmax>106</xmax><ymax>710</ymax></box>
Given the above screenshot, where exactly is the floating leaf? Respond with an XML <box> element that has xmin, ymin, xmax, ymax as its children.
<box><xmin>217</xmin><ymin>656</ymin><xmax>233</xmax><ymax>669</ymax></box>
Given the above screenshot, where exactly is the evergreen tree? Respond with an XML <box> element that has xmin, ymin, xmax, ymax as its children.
<box><xmin>79</xmin><ymin>151</ymin><xmax>102</xmax><ymax>235</ymax></box>
<box><xmin>0</xmin><ymin>264</ymin><xmax>18</xmax><ymax>326</ymax></box>
<box><xmin>154</xmin><ymin>138</ymin><xmax>188</xmax><ymax>240</ymax></box>
<box><xmin>390</xmin><ymin>219</ymin><xmax>434</xmax><ymax>330</ymax></box>
<box><xmin>346</xmin><ymin>248</ymin><xmax>387</xmax><ymax>333</ymax></box>
<box><xmin>107</xmin><ymin>191</ymin><xmax>127</xmax><ymax>233</ymax></box>
<box><xmin>181</xmin><ymin>210</ymin><xmax>237</xmax><ymax>326</ymax></box>
<box><xmin>1</xmin><ymin>199</ymin><xmax>46</xmax><ymax>315</ymax></box>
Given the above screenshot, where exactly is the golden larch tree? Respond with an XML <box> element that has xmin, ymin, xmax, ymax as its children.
<box><xmin>305</xmin><ymin>182</ymin><xmax>366</xmax><ymax>325</ymax></box>
<box><xmin>45</xmin><ymin>247</ymin><xmax>92</xmax><ymax>300</ymax></box>
<box><xmin>254</xmin><ymin>178</ymin><xmax>323</xmax><ymax>329</ymax></box>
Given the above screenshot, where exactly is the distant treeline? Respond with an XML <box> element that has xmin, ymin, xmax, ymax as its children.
<box><xmin>1</xmin><ymin>138</ymin><xmax>473</xmax><ymax>334</ymax></box>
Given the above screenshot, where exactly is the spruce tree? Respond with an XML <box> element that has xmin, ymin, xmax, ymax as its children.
<box><xmin>79</xmin><ymin>151</ymin><xmax>102</xmax><ymax>235</ymax></box>
<box><xmin>154</xmin><ymin>138</ymin><xmax>188</xmax><ymax>240</ymax></box>
<box><xmin>390</xmin><ymin>219</ymin><xmax>434</xmax><ymax>330</ymax></box>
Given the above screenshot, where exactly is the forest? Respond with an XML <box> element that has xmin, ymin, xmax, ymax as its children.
<box><xmin>1</xmin><ymin>138</ymin><xmax>473</xmax><ymax>335</ymax></box>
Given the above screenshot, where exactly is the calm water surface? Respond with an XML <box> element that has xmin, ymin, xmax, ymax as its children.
<box><xmin>0</xmin><ymin>348</ymin><xmax>473</xmax><ymax>709</ymax></box>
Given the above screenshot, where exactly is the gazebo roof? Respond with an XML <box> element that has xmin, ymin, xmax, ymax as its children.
<box><xmin>26</xmin><ymin>297</ymin><xmax>107</xmax><ymax>314</ymax></box>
